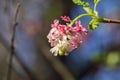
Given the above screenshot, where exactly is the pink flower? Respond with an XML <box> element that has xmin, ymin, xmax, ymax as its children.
<box><xmin>51</xmin><ymin>19</ymin><xmax>59</xmax><ymax>28</ymax></box>
<box><xmin>73</xmin><ymin>21</ymin><xmax>88</xmax><ymax>33</ymax></box>
<box><xmin>61</xmin><ymin>16</ymin><xmax>71</xmax><ymax>22</ymax></box>
<box><xmin>47</xmin><ymin>16</ymin><xmax>88</xmax><ymax>56</ymax></box>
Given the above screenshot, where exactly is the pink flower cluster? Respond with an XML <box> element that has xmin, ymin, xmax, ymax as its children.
<box><xmin>47</xmin><ymin>16</ymin><xmax>88</xmax><ymax>56</ymax></box>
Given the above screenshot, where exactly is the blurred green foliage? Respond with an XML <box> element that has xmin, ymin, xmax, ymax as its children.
<box><xmin>106</xmin><ymin>52</ymin><xmax>120</xmax><ymax>68</ymax></box>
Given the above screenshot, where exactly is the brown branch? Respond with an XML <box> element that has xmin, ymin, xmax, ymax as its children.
<box><xmin>100</xmin><ymin>18</ymin><xmax>120</xmax><ymax>23</ymax></box>
<box><xmin>6</xmin><ymin>3</ymin><xmax>21</xmax><ymax>80</ymax></box>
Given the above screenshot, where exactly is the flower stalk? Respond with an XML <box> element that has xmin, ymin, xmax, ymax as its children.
<box><xmin>69</xmin><ymin>14</ymin><xmax>93</xmax><ymax>26</ymax></box>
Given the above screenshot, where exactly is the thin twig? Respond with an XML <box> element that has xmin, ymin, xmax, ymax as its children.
<box><xmin>100</xmin><ymin>18</ymin><xmax>120</xmax><ymax>23</ymax></box>
<box><xmin>4</xmin><ymin>0</ymin><xmax>10</xmax><ymax>12</ymax></box>
<box><xmin>6</xmin><ymin>3</ymin><xmax>21</xmax><ymax>80</ymax></box>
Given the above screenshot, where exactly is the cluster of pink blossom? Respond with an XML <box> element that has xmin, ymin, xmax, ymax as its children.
<box><xmin>47</xmin><ymin>16</ymin><xmax>88</xmax><ymax>56</ymax></box>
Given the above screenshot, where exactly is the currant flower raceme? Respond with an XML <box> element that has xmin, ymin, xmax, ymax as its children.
<box><xmin>47</xmin><ymin>16</ymin><xmax>88</xmax><ymax>56</ymax></box>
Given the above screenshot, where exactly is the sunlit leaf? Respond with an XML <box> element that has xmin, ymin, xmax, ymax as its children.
<box><xmin>88</xmin><ymin>19</ymin><xmax>99</xmax><ymax>30</ymax></box>
<box><xmin>72</xmin><ymin>0</ymin><xmax>89</xmax><ymax>7</ymax></box>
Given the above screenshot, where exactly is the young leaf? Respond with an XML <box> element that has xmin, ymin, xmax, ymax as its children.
<box><xmin>72</xmin><ymin>0</ymin><xmax>89</xmax><ymax>7</ymax></box>
<box><xmin>88</xmin><ymin>19</ymin><xmax>99</xmax><ymax>30</ymax></box>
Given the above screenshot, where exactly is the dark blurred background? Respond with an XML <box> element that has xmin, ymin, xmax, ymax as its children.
<box><xmin>0</xmin><ymin>0</ymin><xmax>120</xmax><ymax>80</ymax></box>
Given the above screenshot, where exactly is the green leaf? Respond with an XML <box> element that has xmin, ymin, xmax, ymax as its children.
<box><xmin>88</xmin><ymin>19</ymin><xmax>99</xmax><ymax>30</ymax></box>
<box><xmin>72</xmin><ymin>0</ymin><xmax>89</xmax><ymax>7</ymax></box>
